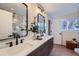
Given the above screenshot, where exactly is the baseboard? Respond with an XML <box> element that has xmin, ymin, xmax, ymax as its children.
<box><xmin>54</xmin><ymin>43</ymin><xmax>66</xmax><ymax>47</ymax></box>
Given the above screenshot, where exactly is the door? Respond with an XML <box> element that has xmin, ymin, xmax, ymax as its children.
<box><xmin>51</xmin><ymin>20</ymin><xmax>62</xmax><ymax>45</ymax></box>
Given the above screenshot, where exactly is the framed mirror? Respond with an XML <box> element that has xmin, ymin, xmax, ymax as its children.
<box><xmin>37</xmin><ymin>13</ymin><xmax>45</xmax><ymax>34</ymax></box>
<box><xmin>0</xmin><ymin>3</ymin><xmax>28</xmax><ymax>40</ymax></box>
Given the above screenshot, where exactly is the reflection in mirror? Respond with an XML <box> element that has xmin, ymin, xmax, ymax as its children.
<box><xmin>37</xmin><ymin>13</ymin><xmax>45</xmax><ymax>35</ymax></box>
<box><xmin>0</xmin><ymin>3</ymin><xmax>28</xmax><ymax>40</ymax></box>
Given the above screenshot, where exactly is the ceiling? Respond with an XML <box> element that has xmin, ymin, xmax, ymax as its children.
<box><xmin>0</xmin><ymin>3</ymin><xmax>26</xmax><ymax>16</ymax></box>
<box><xmin>0</xmin><ymin>3</ymin><xmax>79</xmax><ymax>19</ymax></box>
<box><xmin>40</xmin><ymin>3</ymin><xmax>79</xmax><ymax>19</ymax></box>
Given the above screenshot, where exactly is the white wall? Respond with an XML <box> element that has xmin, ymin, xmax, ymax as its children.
<box><xmin>51</xmin><ymin>11</ymin><xmax>79</xmax><ymax>45</ymax></box>
<box><xmin>62</xmin><ymin>31</ymin><xmax>79</xmax><ymax>45</ymax></box>
<box><xmin>0</xmin><ymin>9</ymin><xmax>12</xmax><ymax>40</ymax></box>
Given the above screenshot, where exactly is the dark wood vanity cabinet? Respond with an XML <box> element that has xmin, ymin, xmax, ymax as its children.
<box><xmin>28</xmin><ymin>37</ymin><xmax>53</xmax><ymax>56</ymax></box>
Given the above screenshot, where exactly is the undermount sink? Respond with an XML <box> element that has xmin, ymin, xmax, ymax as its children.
<box><xmin>24</xmin><ymin>39</ymin><xmax>42</xmax><ymax>46</ymax></box>
<box><xmin>25</xmin><ymin>42</ymin><xmax>34</xmax><ymax>46</ymax></box>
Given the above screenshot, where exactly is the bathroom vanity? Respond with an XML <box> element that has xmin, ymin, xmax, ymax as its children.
<box><xmin>28</xmin><ymin>37</ymin><xmax>53</xmax><ymax>56</ymax></box>
<box><xmin>0</xmin><ymin>35</ymin><xmax>53</xmax><ymax>56</ymax></box>
<box><xmin>0</xmin><ymin>3</ymin><xmax>53</xmax><ymax>56</ymax></box>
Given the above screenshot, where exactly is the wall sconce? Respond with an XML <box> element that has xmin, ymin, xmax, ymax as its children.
<box><xmin>37</xmin><ymin>3</ymin><xmax>44</xmax><ymax>12</ymax></box>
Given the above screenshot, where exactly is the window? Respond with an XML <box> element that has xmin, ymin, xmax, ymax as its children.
<box><xmin>61</xmin><ymin>19</ymin><xmax>79</xmax><ymax>31</ymax></box>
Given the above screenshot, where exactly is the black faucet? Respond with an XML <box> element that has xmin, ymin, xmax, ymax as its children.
<box><xmin>14</xmin><ymin>33</ymin><xmax>20</xmax><ymax>45</ymax></box>
<box><xmin>9</xmin><ymin>33</ymin><xmax>20</xmax><ymax>45</ymax></box>
<box><xmin>6</xmin><ymin>42</ymin><xmax>13</xmax><ymax>47</ymax></box>
<box><xmin>20</xmin><ymin>39</ymin><xmax>24</xmax><ymax>43</ymax></box>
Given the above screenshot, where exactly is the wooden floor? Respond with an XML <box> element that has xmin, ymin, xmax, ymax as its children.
<box><xmin>49</xmin><ymin>44</ymin><xmax>79</xmax><ymax>56</ymax></box>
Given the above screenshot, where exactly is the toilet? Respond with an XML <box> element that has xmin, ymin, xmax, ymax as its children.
<box><xmin>74</xmin><ymin>48</ymin><xmax>79</xmax><ymax>54</ymax></box>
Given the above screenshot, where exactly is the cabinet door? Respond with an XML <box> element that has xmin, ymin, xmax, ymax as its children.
<box><xmin>28</xmin><ymin>38</ymin><xmax>53</xmax><ymax>56</ymax></box>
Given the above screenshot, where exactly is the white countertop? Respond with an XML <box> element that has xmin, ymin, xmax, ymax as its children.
<box><xmin>0</xmin><ymin>35</ymin><xmax>53</xmax><ymax>56</ymax></box>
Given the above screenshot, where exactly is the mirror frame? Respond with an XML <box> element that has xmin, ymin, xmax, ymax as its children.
<box><xmin>37</xmin><ymin>13</ymin><xmax>45</xmax><ymax>33</ymax></box>
<box><xmin>22</xmin><ymin>3</ymin><xmax>28</xmax><ymax>36</ymax></box>
<box><xmin>0</xmin><ymin>3</ymin><xmax>28</xmax><ymax>40</ymax></box>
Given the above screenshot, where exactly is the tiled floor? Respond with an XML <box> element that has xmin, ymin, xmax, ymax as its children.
<box><xmin>49</xmin><ymin>44</ymin><xmax>79</xmax><ymax>56</ymax></box>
